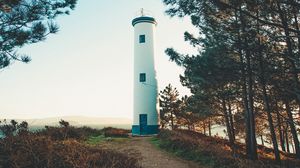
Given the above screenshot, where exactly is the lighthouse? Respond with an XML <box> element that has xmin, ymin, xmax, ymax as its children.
<box><xmin>132</xmin><ymin>10</ymin><xmax>159</xmax><ymax>136</ymax></box>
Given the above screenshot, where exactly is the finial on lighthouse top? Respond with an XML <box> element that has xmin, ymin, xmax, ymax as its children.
<box><xmin>132</xmin><ymin>8</ymin><xmax>157</xmax><ymax>26</ymax></box>
<box><xmin>141</xmin><ymin>8</ymin><xmax>144</xmax><ymax>16</ymax></box>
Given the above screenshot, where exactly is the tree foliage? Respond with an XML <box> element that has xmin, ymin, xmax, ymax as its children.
<box><xmin>0</xmin><ymin>0</ymin><xmax>77</xmax><ymax>69</ymax></box>
<box><xmin>159</xmin><ymin>84</ymin><xmax>181</xmax><ymax>130</ymax></box>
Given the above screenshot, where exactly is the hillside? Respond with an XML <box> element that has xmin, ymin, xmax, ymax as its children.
<box><xmin>154</xmin><ymin>130</ymin><xmax>300</xmax><ymax>168</ymax></box>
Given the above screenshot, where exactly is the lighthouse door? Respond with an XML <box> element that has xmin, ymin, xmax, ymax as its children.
<box><xmin>139</xmin><ymin>114</ymin><xmax>147</xmax><ymax>135</ymax></box>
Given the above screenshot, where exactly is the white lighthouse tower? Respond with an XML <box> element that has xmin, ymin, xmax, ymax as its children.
<box><xmin>132</xmin><ymin>10</ymin><xmax>159</xmax><ymax>135</ymax></box>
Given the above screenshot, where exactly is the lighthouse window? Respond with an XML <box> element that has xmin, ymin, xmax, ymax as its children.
<box><xmin>140</xmin><ymin>73</ymin><xmax>146</xmax><ymax>82</ymax></box>
<box><xmin>139</xmin><ymin>35</ymin><xmax>145</xmax><ymax>43</ymax></box>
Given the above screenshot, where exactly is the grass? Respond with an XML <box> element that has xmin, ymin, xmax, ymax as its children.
<box><xmin>110</xmin><ymin>137</ymin><xmax>129</xmax><ymax>142</ymax></box>
<box><xmin>151</xmin><ymin>134</ymin><xmax>220</xmax><ymax>168</ymax></box>
<box><xmin>149</xmin><ymin>137</ymin><xmax>161</xmax><ymax>147</ymax></box>
<box><xmin>86</xmin><ymin>135</ymin><xmax>106</xmax><ymax>145</ymax></box>
<box><xmin>150</xmin><ymin>136</ymin><xmax>217</xmax><ymax>167</ymax></box>
<box><xmin>86</xmin><ymin>135</ymin><xmax>130</xmax><ymax>145</ymax></box>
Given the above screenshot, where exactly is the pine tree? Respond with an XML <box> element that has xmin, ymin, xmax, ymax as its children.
<box><xmin>159</xmin><ymin>84</ymin><xmax>181</xmax><ymax>130</ymax></box>
<box><xmin>0</xmin><ymin>0</ymin><xmax>77</xmax><ymax>69</ymax></box>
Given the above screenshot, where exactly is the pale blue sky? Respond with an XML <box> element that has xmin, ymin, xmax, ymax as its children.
<box><xmin>0</xmin><ymin>0</ymin><xmax>197</xmax><ymax>119</ymax></box>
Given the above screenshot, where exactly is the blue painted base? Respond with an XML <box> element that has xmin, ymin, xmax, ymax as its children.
<box><xmin>132</xmin><ymin>125</ymin><xmax>159</xmax><ymax>135</ymax></box>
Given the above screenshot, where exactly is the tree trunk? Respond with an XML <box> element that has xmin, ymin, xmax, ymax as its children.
<box><xmin>245</xmin><ymin>46</ymin><xmax>258</xmax><ymax>160</ymax></box>
<box><xmin>208</xmin><ymin>118</ymin><xmax>212</xmax><ymax>137</ymax></box>
<box><xmin>161</xmin><ymin>121</ymin><xmax>165</xmax><ymax>130</ymax></box>
<box><xmin>261</xmin><ymin>135</ymin><xmax>264</xmax><ymax>146</ymax></box>
<box><xmin>284</xmin><ymin>100</ymin><xmax>300</xmax><ymax>158</ymax></box>
<box><xmin>240</xmin><ymin>52</ymin><xmax>252</xmax><ymax>158</ymax></box>
<box><xmin>257</xmin><ymin>42</ymin><xmax>281</xmax><ymax>162</ymax></box>
<box><xmin>222</xmin><ymin>97</ymin><xmax>236</xmax><ymax>156</ymax></box>
<box><xmin>276</xmin><ymin>109</ymin><xmax>286</xmax><ymax>152</ymax></box>
<box><xmin>171</xmin><ymin>111</ymin><xmax>174</xmax><ymax>130</ymax></box>
<box><xmin>203</xmin><ymin>121</ymin><xmax>206</xmax><ymax>135</ymax></box>
<box><xmin>286</xmin><ymin>123</ymin><xmax>291</xmax><ymax>153</ymax></box>
<box><xmin>235</xmin><ymin>8</ymin><xmax>257</xmax><ymax>159</ymax></box>
<box><xmin>228</xmin><ymin>102</ymin><xmax>236</xmax><ymax>141</ymax></box>
<box><xmin>236</xmin><ymin>20</ymin><xmax>252</xmax><ymax>158</ymax></box>
<box><xmin>239</xmin><ymin>10</ymin><xmax>258</xmax><ymax>159</ymax></box>
<box><xmin>292</xmin><ymin>140</ymin><xmax>295</xmax><ymax>154</ymax></box>
<box><xmin>261</xmin><ymin>84</ymin><xmax>281</xmax><ymax>162</ymax></box>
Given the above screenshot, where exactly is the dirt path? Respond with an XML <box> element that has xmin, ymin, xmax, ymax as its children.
<box><xmin>100</xmin><ymin>137</ymin><xmax>203</xmax><ymax>168</ymax></box>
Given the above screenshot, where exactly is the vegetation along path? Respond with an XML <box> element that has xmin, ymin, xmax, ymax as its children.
<box><xmin>97</xmin><ymin>136</ymin><xmax>203</xmax><ymax>168</ymax></box>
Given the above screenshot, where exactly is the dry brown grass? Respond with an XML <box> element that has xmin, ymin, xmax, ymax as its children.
<box><xmin>102</xmin><ymin>127</ymin><xmax>130</xmax><ymax>138</ymax></box>
<box><xmin>0</xmin><ymin>121</ymin><xmax>140</xmax><ymax>168</ymax></box>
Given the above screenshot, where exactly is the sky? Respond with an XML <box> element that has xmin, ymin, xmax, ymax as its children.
<box><xmin>0</xmin><ymin>0</ymin><xmax>198</xmax><ymax>119</ymax></box>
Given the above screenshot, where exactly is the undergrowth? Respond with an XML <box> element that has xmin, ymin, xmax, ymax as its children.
<box><xmin>153</xmin><ymin>129</ymin><xmax>300</xmax><ymax>168</ymax></box>
<box><xmin>0</xmin><ymin>120</ymin><xmax>139</xmax><ymax>168</ymax></box>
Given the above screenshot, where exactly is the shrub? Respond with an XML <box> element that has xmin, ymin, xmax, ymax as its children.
<box><xmin>102</xmin><ymin>127</ymin><xmax>130</xmax><ymax>138</ymax></box>
<box><xmin>0</xmin><ymin>120</ymin><xmax>29</xmax><ymax>137</ymax></box>
<box><xmin>59</xmin><ymin>119</ymin><xmax>70</xmax><ymax>128</ymax></box>
<box><xmin>76</xmin><ymin>126</ymin><xmax>103</xmax><ymax>137</ymax></box>
<box><xmin>37</xmin><ymin>125</ymin><xmax>102</xmax><ymax>141</ymax></box>
<box><xmin>37</xmin><ymin>126</ymin><xmax>84</xmax><ymax>141</ymax></box>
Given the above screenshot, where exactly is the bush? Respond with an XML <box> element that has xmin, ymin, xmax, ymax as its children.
<box><xmin>102</xmin><ymin>127</ymin><xmax>130</xmax><ymax>138</ymax></box>
<box><xmin>37</xmin><ymin>126</ymin><xmax>84</xmax><ymax>141</ymax></box>
<box><xmin>37</xmin><ymin>125</ymin><xmax>102</xmax><ymax>141</ymax></box>
<box><xmin>0</xmin><ymin>120</ymin><xmax>29</xmax><ymax>137</ymax></box>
